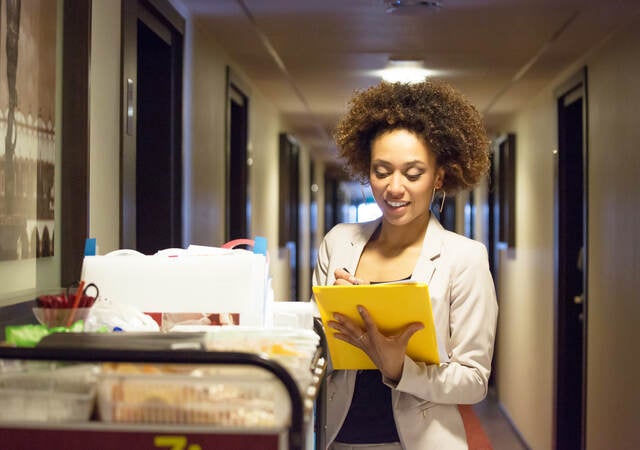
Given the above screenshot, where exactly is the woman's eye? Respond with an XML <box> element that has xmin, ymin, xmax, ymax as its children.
<box><xmin>405</xmin><ymin>173</ymin><xmax>422</xmax><ymax>181</ymax></box>
<box><xmin>374</xmin><ymin>170</ymin><xmax>390</xmax><ymax>179</ymax></box>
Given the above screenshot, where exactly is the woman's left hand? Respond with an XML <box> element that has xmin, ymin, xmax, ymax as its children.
<box><xmin>328</xmin><ymin>305</ymin><xmax>424</xmax><ymax>382</ymax></box>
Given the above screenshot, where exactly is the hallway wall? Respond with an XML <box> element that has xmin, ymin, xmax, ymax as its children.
<box><xmin>495</xmin><ymin>11</ymin><xmax>640</xmax><ymax>449</ymax></box>
<box><xmin>585</xmin><ymin>15</ymin><xmax>640</xmax><ymax>449</ymax></box>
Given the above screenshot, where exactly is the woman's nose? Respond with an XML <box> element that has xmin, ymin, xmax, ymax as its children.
<box><xmin>387</xmin><ymin>172</ymin><xmax>404</xmax><ymax>194</ymax></box>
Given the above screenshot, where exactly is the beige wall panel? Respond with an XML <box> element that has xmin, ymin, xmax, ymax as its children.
<box><xmin>89</xmin><ymin>0</ymin><xmax>121</xmax><ymax>254</ymax></box>
<box><xmin>184</xmin><ymin>21</ymin><xmax>227</xmax><ymax>247</ymax></box>
<box><xmin>247</xmin><ymin>89</ymin><xmax>289</xmax><ymax>301</ymax></box>
<box><xmin>585</xmin><ymin>16</ymin><xmax>640</xmax><ymax>450</ymax></box>
<box><xmin>495</xmin><ymin>97</ymin><xmax>556</xmax><ymax>450</ymax></box>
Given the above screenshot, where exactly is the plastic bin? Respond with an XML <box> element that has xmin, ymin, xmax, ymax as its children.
<box><xmin>0</xmin><ymin>364</ymin><xmax>98</xmax><ymax>422</ymax></box>
<box><xmin>96</xmin><ymin>363</ymin><xmax>290</xmax><ymax>427</ymax></box>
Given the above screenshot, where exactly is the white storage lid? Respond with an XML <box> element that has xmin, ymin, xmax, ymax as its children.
<box><xmin>80</xmin><ymin>246</ymin><xmax>269</xmax><ymax>326</ymax></box>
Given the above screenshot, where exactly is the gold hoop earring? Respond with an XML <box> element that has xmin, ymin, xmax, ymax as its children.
<box><xmin>430</xmin><ymin>186</ymin><xmax>436</xmax><ymax>207</ymax></box>
<box><xmin>439</xmin><ymin>190</ymin><xmax>446</xmax><ymax>213</ymax></box>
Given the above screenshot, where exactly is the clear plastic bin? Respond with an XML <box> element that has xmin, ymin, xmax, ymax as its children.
<box><xmin>202</xmin><ymin>327</ymin><xmax>320</xmax><ymax>391</ymax></box>
<box><xmin>0</xmin><ymin>364</ymin><xmax>98</xmax><ymax>422</ymax></box>
<box><xmin>96</xmin><ymin>364</ymin><xmax>290</xmax><ymax>427</ymax></box>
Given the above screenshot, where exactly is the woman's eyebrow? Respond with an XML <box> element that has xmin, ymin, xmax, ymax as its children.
<box><xmin>402</xmin><ymin>160</ymin><xmax>425</xmax><ymax>168</ymax></box>
<box><xmin>371</xmin><ymin>159</ymin><xmax>425</xmax><ymax>167</ymax></box>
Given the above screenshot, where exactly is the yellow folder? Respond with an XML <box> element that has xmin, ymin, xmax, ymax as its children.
<box><xmin>312</xmin><ymin>282</ymin><xmax>440</xmax><ymax>370</ymax></box>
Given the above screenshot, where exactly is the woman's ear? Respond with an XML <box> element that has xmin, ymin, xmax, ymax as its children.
<box><xmin>435</xmin><ymin>168</ymin><xmax>445</xmax><ymax>189</ymax></box>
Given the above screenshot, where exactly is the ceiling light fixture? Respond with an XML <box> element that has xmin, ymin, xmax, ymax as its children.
<box><xmin>384</xmin><ymin>0</ymin><xmax>442</xmax><ymax>14</ymax></box>
<box><xmin>376</xmin><ymin>60</ymin><xmax>433</xmax><ymax>84</ymax></box>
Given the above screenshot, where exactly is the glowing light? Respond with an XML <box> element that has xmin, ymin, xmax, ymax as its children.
<box><xmin>375</xmin><ymin>60</ymin><xmax>435</xmax><ymax>84</ymax></box>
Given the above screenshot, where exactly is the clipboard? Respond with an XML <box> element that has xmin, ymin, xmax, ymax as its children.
<box><xmin>312</xmin><ymin>282</ymin><xmax>440</xmax><ymax>370</ymax></box>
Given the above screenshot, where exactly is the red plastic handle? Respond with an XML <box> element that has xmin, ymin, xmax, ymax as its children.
<box><xmin>221</xmin><ymin>238</ymin><xmax>255</xmax><ymax>249</ymax></box>
<box><xmin>221</xmin><ymin>238</ymin><xmax>269</xmax><ymax>265</ymax></box>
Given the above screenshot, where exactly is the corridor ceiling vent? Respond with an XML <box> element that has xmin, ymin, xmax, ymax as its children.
<box><xmin>376</xmin><ymin>59</ymin><xmax>434</xmax><ymax>84</ymax></box>
<box><xmin>384</xmin><ymin>0</ymin><xmax>442</xmax><ymax>14</ymax></box>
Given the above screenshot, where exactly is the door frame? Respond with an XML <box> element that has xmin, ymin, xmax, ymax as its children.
<box><xmin>278</xmin><ymin>133</ymin><xmax>300</xmax><ymax>300</ymax></box>
<box><xmin>225</xmin><ymin>68</ymin><xmax>251</xmax><ymax>242</ymax></box>
<box><xmin>60</xmin><ymin>0</ymin><xmax>92</xmax><ymax>286</ymax></box>
<box><xmin>120</xmin><ymin>0</ymin><xmax>184</xmax><ymax>250</ymax></box>
<box><xmin>553</xmin><ymin>67</ymin><xmax>588</xmax><ymax>450</ymax></box>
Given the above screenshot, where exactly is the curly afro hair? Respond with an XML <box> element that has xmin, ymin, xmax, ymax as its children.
<box><xmin>333</xmin><ymin>80</ymin><xmax>490</xmax><ymax>194</ymax></box>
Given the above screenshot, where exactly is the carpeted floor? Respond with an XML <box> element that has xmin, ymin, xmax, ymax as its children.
<box><xmin>460</xmin><ymin>404</ymin><xmax>494</xmax><ymax>450</ymax></box>
<box><xmin>470</xmin><ymin>387</ymin><xmax>529</xmax><ymax>450</ymax></box>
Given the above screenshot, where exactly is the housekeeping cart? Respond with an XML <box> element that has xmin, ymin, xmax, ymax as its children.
<box><xmin>0</xmin><ymin>327</ymin><xmax>326</xmax><ymax>450</ymax></box>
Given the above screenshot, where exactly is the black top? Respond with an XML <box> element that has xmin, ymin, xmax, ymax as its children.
<box><xmin>334</xmin><ymin>275</ymin><xmax>411</xmax><ymax>444</ymax></box>
<box><xmin>335</xmin><ymin>369</ymin><xmax>400</xmax><ymax>443</ymax></box>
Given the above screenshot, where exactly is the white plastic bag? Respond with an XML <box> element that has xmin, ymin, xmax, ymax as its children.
<box><xmin>84</xmin><ymin>297</ymin><xmax>160</xmax><ymax>332</ymax></box>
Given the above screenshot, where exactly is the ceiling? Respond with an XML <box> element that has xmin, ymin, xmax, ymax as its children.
<box><xmin>180</xmin><ymin>0</ymin><xmax>640</xmax><ymax>165</ymax></box>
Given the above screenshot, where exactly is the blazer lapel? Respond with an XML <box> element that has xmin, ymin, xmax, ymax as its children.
<box><xmin>342</xmin><ymin>219</ymin><xmax>380</xmax><ymax>274</ymax></box>
<box><xmin>411</xmin><ymin>214</ymin><xmax>445</xmax><ymax>284</ymax></box>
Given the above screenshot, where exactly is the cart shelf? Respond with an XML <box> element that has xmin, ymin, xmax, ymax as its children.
<box><xmin>0</xmin><ymin>335</ymin><xmax>326</xmax><ymax>450</ymax></box>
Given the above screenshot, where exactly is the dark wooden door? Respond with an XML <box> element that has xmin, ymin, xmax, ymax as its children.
<box><xmin>227</xmin><ymin>83</ymin><xmax>250</xmax><ymax>241</ymax></box>
<box><xmin>121</xmin><ymin>0</ymin><xmax>183</xmax><ymax>254</ymax></box>
<box><xmin>554</xmin><ymin>68</ymin><xmax>588</xmax><ymax>450</ymax></box>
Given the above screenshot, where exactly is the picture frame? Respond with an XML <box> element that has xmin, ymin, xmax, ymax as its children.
<box><xmin>495</xmin><ymin>133</ymin><xmax>516</xmax><ymax>248</ymax></box>
<box><xmin>0</xmin><ymin>0</ymin><xmax>59</xmax><ymax>261</ymax></box>
<box><xmin>60</xmin><ymin>0</ymin><xmax>91</xmax><ymax>286</ymax></box>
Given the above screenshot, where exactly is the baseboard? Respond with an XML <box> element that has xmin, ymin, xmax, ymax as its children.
<box><xmin>497</xmin><ymin>402</ymin><xmax>533</xmax><ymax>450</ymax></box>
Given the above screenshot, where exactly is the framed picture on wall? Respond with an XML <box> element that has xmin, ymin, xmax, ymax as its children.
<box><xmin>495</xmin><ymin>133</ymin><xmax>516</xmax><ymax>248</ymax></box>
<box><xmin>0</xmin><ymin>0</ymin><xmax>58</xmax><ymax>260</ymax></box>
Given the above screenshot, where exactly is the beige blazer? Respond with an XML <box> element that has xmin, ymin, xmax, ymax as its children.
<box><xmin>312</xmin><ymin>214</ymin><xmax>498</xmax><ymax>450</ymax></box>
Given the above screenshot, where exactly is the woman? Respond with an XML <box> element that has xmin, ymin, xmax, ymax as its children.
<box><xmin>312</xmin><ymin>80</ymin><xmax>498</xmax><ymax>450</ymax></box>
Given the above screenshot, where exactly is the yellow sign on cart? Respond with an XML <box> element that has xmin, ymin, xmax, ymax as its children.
<box><xmin>312</xmin><ymin>282</ymin><xmax>440</xmax><ymax>370</ymax></box>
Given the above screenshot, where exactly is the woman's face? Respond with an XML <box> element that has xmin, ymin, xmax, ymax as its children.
<box><xmin>369</xmin><ymin>129</ymin><xmax>443</xmax><ymax>227</ymax></box>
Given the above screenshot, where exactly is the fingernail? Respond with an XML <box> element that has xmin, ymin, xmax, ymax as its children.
<box><xmin>357</xmin><ymin>306</ymin><xmax>363</xmax><ymax>314</ymax></box>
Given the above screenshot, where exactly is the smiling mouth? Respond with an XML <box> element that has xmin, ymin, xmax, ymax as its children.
<box><xmin>386</xmin><ymin>200</ymin><xmax>409</xmax><ymax>208</ymax></box>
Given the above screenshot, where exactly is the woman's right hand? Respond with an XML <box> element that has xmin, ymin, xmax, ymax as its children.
<box><xmin>334</xmin><ymin>267</ymin><xmax>366</xmax><ymax>286</ymax></box>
